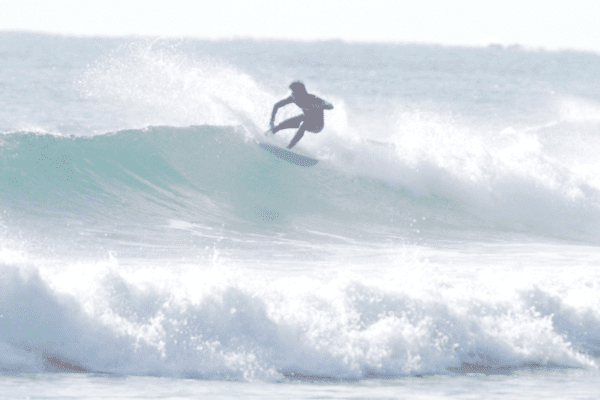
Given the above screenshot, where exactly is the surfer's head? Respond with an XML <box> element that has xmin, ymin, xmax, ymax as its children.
<box><xmin>289</xmin><ymin>81</ymin><xmax>306</xmax><ymax>94</ymax></box>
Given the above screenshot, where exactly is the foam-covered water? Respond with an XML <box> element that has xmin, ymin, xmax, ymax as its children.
<box><xmin>1</xmin><ymin>32</ymin><xmax>600</xmax><ymax>397</ymax></box>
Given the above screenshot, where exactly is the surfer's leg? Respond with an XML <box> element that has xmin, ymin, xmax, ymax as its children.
<box><xmin>273</xmin><ymin>115</ymin><xmax>304</xmax><ymax>134</ymax></box>
<box><xmin>288</xmin><ymin>122</ymin><xmax>307</xmax><ymax>149</ymax></box>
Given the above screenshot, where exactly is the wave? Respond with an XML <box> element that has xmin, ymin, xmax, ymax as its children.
<box><xmin>0</xmin><ymin>256</ymin><xmax>598</xmax><ymax>380</ymax></box>
<box><xmin>2</xmin><ymin>38</ymin><xmax>597</xmax><ymax>242</ymax></box>
<box><xmin>1</xmin><ymin>124</ymin><xmax>600</xmax><ymax>243</ymax></box>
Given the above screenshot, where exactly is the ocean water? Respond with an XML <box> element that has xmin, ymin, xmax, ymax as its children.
<box><xmin>1</xmin><ymin>32</ymin><xmax>600</xmax><ymax>398</ymax></box>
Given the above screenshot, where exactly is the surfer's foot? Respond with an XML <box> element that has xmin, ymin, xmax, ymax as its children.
<box><xmin>264</xmin><ymin>128</ymin><xmax>273</xmax><ymax>136</ymax></box>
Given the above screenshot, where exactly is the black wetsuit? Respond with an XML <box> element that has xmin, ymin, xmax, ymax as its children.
<box><xmin>270</xmin><ymin>91</ymin><xmax>333</xmax><ymax>148</ymax></box>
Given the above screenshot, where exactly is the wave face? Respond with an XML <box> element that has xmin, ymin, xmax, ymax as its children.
<box><xmin>1</xmin><ymin>125</ymin><xmax>600</xmax><ymax>245</ymax></box>
<box><xmin>0</xmin><ymin>126</ymin><xmax>417</xmax><ymax>240</ymax></box>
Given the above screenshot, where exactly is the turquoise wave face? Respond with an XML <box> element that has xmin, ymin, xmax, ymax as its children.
<box><xmin>0</xmin><ymin>127</ymin><xmax>454</xmax><ymax>240</ymax></box>
<box><xmin>1</xmin><ymin>125</ymin><xmax>599</xmax><ymax>244</ymax></box>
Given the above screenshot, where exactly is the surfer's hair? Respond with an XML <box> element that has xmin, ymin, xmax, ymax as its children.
<box><xmin>289</xmin><ymin>81</ymin><xmax>306</xmax><ymax>93</ymax></box>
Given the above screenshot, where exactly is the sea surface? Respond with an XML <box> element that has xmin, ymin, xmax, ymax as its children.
<box><xmin>1</xmin><ymin>32</ymin><xmax>600</xmax><ymax>399</ymax></box>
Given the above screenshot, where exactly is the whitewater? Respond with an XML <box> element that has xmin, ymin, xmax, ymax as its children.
<box><xmin>1</xmin><ymin>32</ymin><xmax>600</xmax><ymax>399</ymax></box>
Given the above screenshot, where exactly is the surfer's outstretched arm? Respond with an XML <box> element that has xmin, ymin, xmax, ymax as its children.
<box><xmin>269</xmin><ymin>96</ymin><xmax>294</xmax><ymax>130</ymax></box>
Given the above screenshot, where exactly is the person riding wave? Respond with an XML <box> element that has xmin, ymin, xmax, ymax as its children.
<box><xmin>268</xmin><ymin>81</ymin><xmax>333</xmax><ymax>149</ymax></box>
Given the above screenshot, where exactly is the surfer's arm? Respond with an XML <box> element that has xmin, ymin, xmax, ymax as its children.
<box><xmin>270</xmin><ymin>96</ymin><xmax>294</xmax><ymax>128</ymax></box>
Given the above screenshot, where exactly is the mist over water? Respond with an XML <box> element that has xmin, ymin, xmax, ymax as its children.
<box><xmin>1</xmin><ymin>33</ymin><xmax>600</xmax><ymax>388</ymax></box>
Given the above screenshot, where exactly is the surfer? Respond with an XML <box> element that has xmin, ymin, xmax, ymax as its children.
<box><xmin>267</xmin><ymin>81</ymin><xmax>333</xmax><ymax>149</ymax></box>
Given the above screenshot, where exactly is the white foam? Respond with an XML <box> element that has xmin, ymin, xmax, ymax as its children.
<box><xmin>1</xmin><ymin>243</ymin><xmax>598</xmax><ymax>380</ymax></box>
<box><xmin>78</xmin><ymin>42</ymin><xmax>276</xmax><ymax>133</ymax></box>
<box><xmin>301</xmin><ymin>106</ymin><xmax>600</xmax><ymax>238</ymax></box>
<box><xmin>558</xmin><ymin>97</ymin><xmax>600</xmax><ymax>122</ymax></box>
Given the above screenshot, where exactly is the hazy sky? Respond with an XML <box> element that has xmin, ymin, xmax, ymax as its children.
<box><xmin>2</xmin><ymin>0</ymin><xmax>599</xmax><ymax>53</ymax></box>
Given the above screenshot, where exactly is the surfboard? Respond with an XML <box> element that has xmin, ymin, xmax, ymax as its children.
<box><xmin>259</xmin><ymin>143</ymin><xmax>319</xmax><ymax>167</ymax></box>
<box><xmin>217</xmin><ymin>103</ymin><xmax>318</xmax><ymax>167</ymax></box>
